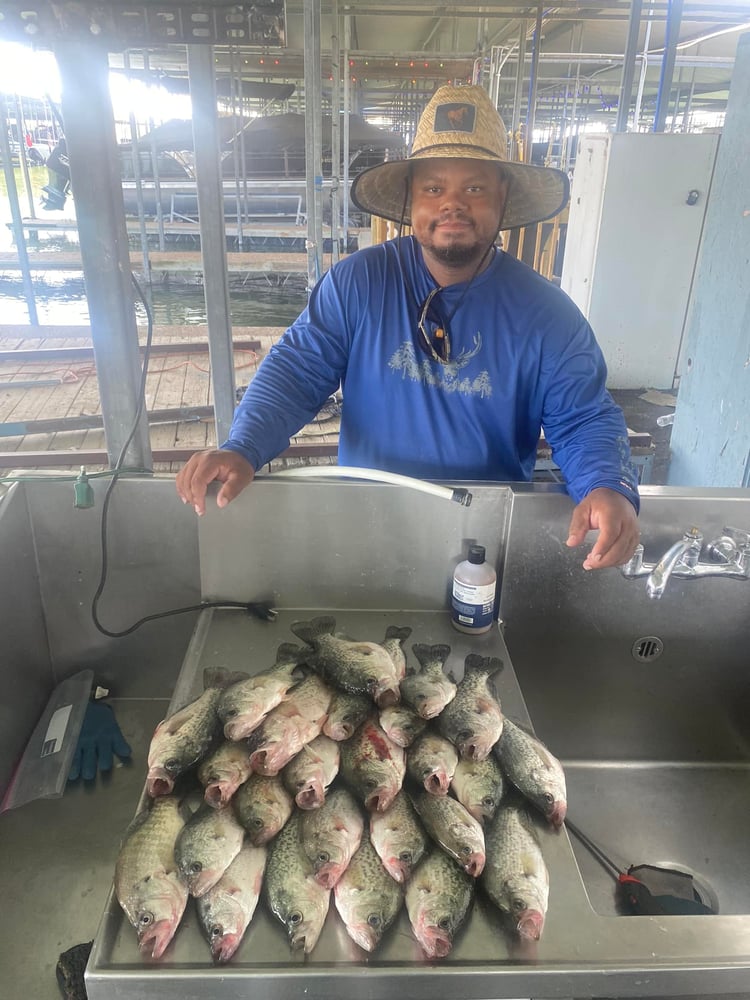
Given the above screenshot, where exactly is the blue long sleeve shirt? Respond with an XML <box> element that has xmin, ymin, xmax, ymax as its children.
<box><xmin>224</xmin><ymin>237</ymin><xmax>639</xmax><ymax>510</ymax></box>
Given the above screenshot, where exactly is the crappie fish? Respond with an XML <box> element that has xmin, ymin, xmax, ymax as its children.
<box><xmin>233</xmin><ymin>773</ymin><xmax>293</xmax><ymax>846</ymax></box>
<box><xmin>481</xmin><ymin>796</ymin><xmax>549</xmax><ymax>941</ymax></box>
<box><xmin>406</xmin><ymin>730</ymin><xmax>458</xmax><ymax>795</ymax></box>
<box><xmin>198</xmin><ymin>740</ymin><xmax>254</xmax><ymax>809</ymax></box>
<box><xmin>323</xmin><ymin>689</ymin><xmax>372</xmax><ymax>741</ymax></box>
<box><xmin>381</xmin><ymin>625</ymin><xmax>412</xmax><ymax>681</ymax></box>
<box><xmin>405</xmin><ymin>850</ymin><xmax>474</xmax><ymax>959</ymax></box>
<box><xmin>493</xmin><ymin>717</ymin><xmax>567</xmax><ymax>828</ymax></box>
<box><xmin>147</xmin><ymin>667</ymin><xmax>247</xmax><ymax>797</ymax></box>
<box><xmin>451</xmin><ymin>754</ymin><xmax>506</xmax><ymax>824</ymax></box>
<box><xmin>246</xmin><ymin>673</ymin><xmax>332</xmax><ymax>776</ymax></box>
<box><xmin>265</xmin><ymin>811</ymin><xmax>331</xmax><ymax>953</ymax></box>
<box><xmin>369</xmin><ymin>790</ymin><xmax>428</xmax><ymax>884</ymax></box>
<box><xmin>438</xmin><ymin>654</ymin><xmax>504</xmax><ymax>760</ymax></box>
<box><xmin>114</xmin><ymin>795</ymin><xmax>188</xmax><ymax>959</ymax></box>
<box><xmin>378</xmin><ymin>704</ymin><xmax>428</xmax><ymax>748</ymax></box>
<box><xmin>412</xmin><ymin>790</ymin><xmax>486</xmax><ymax>878</ymax></box>
<box><xmin>175</xmin><ymin>803</ymin><xmax>245</xmax><ymax>898</ymax></box>
<box><xmin>401</xmin><ymin>644</ymin><xmax>457</xmax><ymax>719</ymax></box>
<box><xmin>334</xmin><ymin>836</ymin><xmax>403</xmax><ymax>952</ymax></box>
<box><xmin>300</xmin><ymin>786</ymin><xmax>364</xmax><ymax>889</ymax></box>
<box><xmin>340</xmin><ymin>717</ymin><xmax>406</xmax><ymax>813</ymax></box>
<box><xmin>217</xmin><ymin>644</ymin><xmax>305</xmax><ymax>741</ymax></box>
<box><xmin>282</xmin><ymin>734</ymin><xmax>340</xmax><ymax>810</ymax></box>
<box><xmin>196</xmin><ymin>841</ymin><xmax>267</xmax><ymax>962</ymax></box>
<box><xmin>290</xmin><ymin>616</ymin><xmax>400</xmax><ymax>707</ymax></box>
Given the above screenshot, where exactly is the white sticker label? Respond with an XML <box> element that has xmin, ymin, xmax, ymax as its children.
<box><xmin>41</xmin><ymin>704</ymin><xmax>73</xmax><ymax>758</ymax></box>
<box><xmin>452</xmin><ymin>581</ymin><xmax>496</xmax><ymax>609</ymax></box>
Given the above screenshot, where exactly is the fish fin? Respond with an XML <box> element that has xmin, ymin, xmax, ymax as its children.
<box><xmin>203</xmin><ymin>666</ymin><xmax>250</xmax><ymax>690</ymax></box>
<box><xmin>385</xmin><ymin>625</ymin><xmax>413</xmax><ymax>643</ymax></box>
<box><xmin>289</xmin><ymin>616</ymin><xmax>336</xmax><ymax>646</ymax></box>
<box><xmin>463</xmin><ymin>653</ymin><xmax>486</xmax><ymax>674</ymax></box>
<box><xmin>412</xmin><ymin>643</ymin><xmax>451</xmax><ymax>670</ymax></box>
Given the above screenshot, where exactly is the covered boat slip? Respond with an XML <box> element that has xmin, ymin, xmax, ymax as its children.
<box><xmin>1</xmin><ymin>476</ymin><xmax>750</xmax><ymax>999</ymax></box>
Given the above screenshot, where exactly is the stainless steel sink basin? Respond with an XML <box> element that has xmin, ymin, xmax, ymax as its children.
<box><xmin>499</xmin><ymin>490</ymin><xmax>750</xmax><ymax>925</ymax></box>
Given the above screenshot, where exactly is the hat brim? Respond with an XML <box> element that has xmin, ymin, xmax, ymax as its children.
<box><xmin>350</xmin><ymin>155</ymin><xmax>570</xmax><ymax>230</ymax></box>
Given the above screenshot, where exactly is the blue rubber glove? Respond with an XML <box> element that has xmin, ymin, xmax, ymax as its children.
<box><xmin>68</xmin><ymin>701</ymin><xmax>132</xmax><ymax>781</ymax></box>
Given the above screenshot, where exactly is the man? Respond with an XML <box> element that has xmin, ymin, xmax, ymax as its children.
<box><xmin>176</xmin><ymin>84</ymin><xmax>640</xmax><ymax>570</ymax></box>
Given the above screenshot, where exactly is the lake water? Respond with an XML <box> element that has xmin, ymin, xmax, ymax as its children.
<box><xmin>1</xmin><ymin>165</ymin><xmax>308</xmax><ymax>328</ymax></box>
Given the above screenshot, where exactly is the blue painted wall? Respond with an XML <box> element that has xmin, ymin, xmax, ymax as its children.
<box><xmin>667</xmin><ymin>32</ymin><xmax>750</xmax><ymax>487</ymax></box>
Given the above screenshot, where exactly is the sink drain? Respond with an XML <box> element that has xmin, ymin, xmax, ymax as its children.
<box><xmin>631</xmin><ymin>636</ymin><xmax>664</xmax><ymax>662</ymax></box>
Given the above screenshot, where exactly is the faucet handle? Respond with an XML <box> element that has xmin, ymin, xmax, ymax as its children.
<box><xmin>722</xmin><ymin>526</ymin><xmax>750</xmax><ymax>548</ymax></box>
<box><xmin>706</xmin><ymin>527</ymin><xmax>750</xmax><ymax>563</ymax></box>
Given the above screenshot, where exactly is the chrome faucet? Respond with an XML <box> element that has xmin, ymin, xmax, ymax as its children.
<box><xmin>621</xmin><ymin>525</ymin><xmax>750</xmax><ymax>599</ymax></box>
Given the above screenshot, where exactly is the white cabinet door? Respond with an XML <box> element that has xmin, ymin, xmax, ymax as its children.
<box><xmin>561</xmin><ymin>132</ymin><xmax>720</xmax><ymax>390</ymax></box>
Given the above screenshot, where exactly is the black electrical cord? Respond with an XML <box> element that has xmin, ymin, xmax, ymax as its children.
<box><xmin>91</xmin><ymin>274</ymin><xmax>276</xmax><ymax>638</ymax></box>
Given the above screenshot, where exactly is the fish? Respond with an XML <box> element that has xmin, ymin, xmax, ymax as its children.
<box><xmin>174</xmin><ymin>803</ymin><xmax>246</xmax><ymax>898</ymax></box>
<box><xmin>299</xmin><ymin>786</ymin><xmax>364</xmax><ymax>889</ymax></box>
<box><xmin>290</xmin><ymin>616</ymin><xmax>401</xmax><ymax>707</ymax></box>
<box><xmin>378</xmin><ymin>704</ymin><xmax>428</xmax><ymax>748</ymax></box>
<box><xmin>450</xmin><ymin>754</ymin><xmax>506</xmax><ymax>824</ymax></box>
<box><xmin>146</xmin><ymin>667</ymin><xmax>247</xmax><ymax>797</ymax></box>
<box><xmin>233</xmin><ymin>773</ymin><xmax>294</xmax><ymax>846</ymax></box>
<box><xmin>481</xmin><ymin>796</ymin><xmax>549</xmax><ymax>941</ymax></box>
<box><xmin>493</xmin><ymin>717</ymin><xmax>567</xmax><ymax>828</ymax></box>
<box><xmin>381</xmin><ymin>625</ymin><xmax>412</xmax><ymax>681</ymax></box>
<box><xmin>196</xmin><ymin>841</ymin><xmax>267</xmax><ymax>962</ymax></box>
<box><xmin>217</xmin><ymin>643</ymin><xmax>306</xmax><ymax>741</ymax></box>
<box><xmin>246</xmin><ymin>673</ymin><xmax>332</xmax><ymax>776</ymax></box>
<box><xmin>282</xmin><ymin>734</ymin><xmax>340</xmax><ymax>810</ymax></box>
<box><xmin>333</xmin><ymin>836</ymin><xmax>404</xmax><ymax>952</ymax></box>
<box><xmin>369</xmin><ymin>790</ymin><xmax>428</xmax><ymax>884</ymax></box>
<box><xmin>406</xmin><ymin>730</ymin><xmax>458</xmax><ymax>795</ymax></box>
<box><xmin>114</xmin><ymin>795</ymin><xmax>189</xmax><ymax>959</ymax></box>
<box><xmin>405</xmin><ymin>850</ymin><xmax>474</xmax><ymax>959</ymax></box>
<box><xmin>339</xmin><ymin>716</ymin><xmax>406</xmax><ymax>813</ymax></box>
<box><xmin>323</xmin><ymin>690</ymin><xmax>372</xmax><ymax>741</ymax></box>
<box><xmin>401</xmin><ymin>644</ymin><xmax>457</xmax><ymax>719</ymax></box>
<box><xmin>437</xmin><ymin>654</ymin><xmax>504</xmax><ymax>760</ymax></box>
<box><xmin>265</xmin><ymin>811</ymin><xmax>331</xmax><ymax>953</ymax></box>
<box><xmin>198</xmin><ymin>740</ymin><xmax>254</xmax><ymax>809</ymax></box>
<box><xmin>411</xmin><ymin>790</ymin><xmax>486</xmax><ymax>877</ymax></box>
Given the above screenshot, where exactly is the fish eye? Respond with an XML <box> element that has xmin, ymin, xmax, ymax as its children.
<box><xmin>165</xmin><ymin>758</ymin><xmax>181</xmax><ymax>772</ymax></box>
<box><xmin>437</xmin><ymin>916</ymin><xmax>451</xmax><ymax>930</ymax></box>
<box><xmin>481</xmin><ymin>796</ymin><xmax>496</xmax><ymax>809</ymax></box>
<box><xmin>367</xmin><ymin>914</ymin><xmax>381</xmax><ymax>928</ymax></box>
<box><xmin>317</xmin><ymin>851</ymin><xmax>330</xmax><ymax>864</ymax></box>
<box><xmin>399</xmin><ymin>850</ymin><xmax>412</xmax><ymax>863</ymax></box>
<box><xmin>251</xmin><ymin>817</ymin><xmax>264</xmax><ymax>829</ymax></box>
<box><xmin>224</xmin><ymin>708</ymin><xmax>237</xmax><ymax>719</ymax></box>
<box><xmin>460</xmin><ymin>844</ymin><xmax>471</xmax><ymax>855</ymax></box>
<box><xmin>542</xmin><ymin>792</ymin><xmax>554</xmax><ymax>805</ymax></box>
<box><xmin>364</xmin><ymin>778</ymin><xmax>377</xmax><ymax>790</ymax></box>
<box><xmin>512</xmin><ymin>897</ymin><xmax>526</xmax><ymax>911</ymax></box>
<box><xmin>190</xmin><ymin>861</ymin><xmax>203</xmax><ymax>874</ymax></box>
<box><xmin>138</xmin><ymin>912</ymin><xmax>154</xmax><ymax>927</ymax></box>
<box><xmin>457</xmin><ymin>730</ymin><xmax>472</xmax><ymax>743</ymax></box>
<box><xmin>289</xmin><ymin>911</ymin><xmax>304</xmax><ymax>925</ymax></box>
<box><xmin>210</xmin><ymin>925</ymin><xmax>223</xmax><ymax>939</ymax></box>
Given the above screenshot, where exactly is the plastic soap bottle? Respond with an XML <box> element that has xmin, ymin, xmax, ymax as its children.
<box><xmin>451</xmin><ymin>544</ymin><xmax>497</xmax><ymax>634</ymax></box>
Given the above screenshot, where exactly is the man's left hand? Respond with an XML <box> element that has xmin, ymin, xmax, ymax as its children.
<box><xmin>566</xmin><ymin>487</ymin><xmax>640</xmax><ymax>570</ymax></box>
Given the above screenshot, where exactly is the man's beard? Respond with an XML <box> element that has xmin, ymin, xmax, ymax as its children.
<box><xmin>423</xmin><ymin>219</ymin><xmax>489</xmax><ymax>268</ymax></box>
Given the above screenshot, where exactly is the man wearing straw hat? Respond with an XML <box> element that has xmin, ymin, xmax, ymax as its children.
<box><xmin>177</xmin><ymin>84</ymin><xmax>640</xmax><ymax>571</ymax></box>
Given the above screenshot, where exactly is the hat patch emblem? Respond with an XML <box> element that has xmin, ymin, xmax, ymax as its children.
<box><xmin>434</xmin><ymin>103</ymin><xmax>476</xmax><ymax>134</ymax></box>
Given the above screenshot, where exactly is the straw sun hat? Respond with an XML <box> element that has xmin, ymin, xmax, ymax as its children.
<box><xmin>350</xmin><ymin>84</ymin><xmax>569</xmax><ymax>230</ymax></box>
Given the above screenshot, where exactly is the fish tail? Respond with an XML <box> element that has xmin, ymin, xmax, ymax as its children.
<box><xmin>203</xmin><ymin>666</ymin><xmax>250</xmax><ymax>690</ymax></box>
<box><xmin>289</xmin><ymin>615</ymin><xmax>336</xmax><ymax>646</ymax></box>
<box><xmin>411</xmin><ymin>643</ymin><xmax>451</xmax><ymax>670</ymax></box>
<box><xmin>385</xmin><ymin>625</ymin><xmax>412</xmax><ymax>643</ymax></box>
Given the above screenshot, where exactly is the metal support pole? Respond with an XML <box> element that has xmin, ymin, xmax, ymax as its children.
<box><xmin>143</xmin><ymin>50</ymin><xmax>166</xmax><ymax>252</ymax></box>
<box><xmin>14</xmin><ymin>96</ymin><xmax>36</xmax><ymax>220</ymax></box>
<box><xmin>187</xmin><ymin>44</ymin><xmax>236</xmax><ymax>445</ymax></box>
<box><xmin>615</xmin><ymin>0</ymin><xmax>643</xmax><ymax>132</ymax></box>
<box><xmin>54</xmin><ymin>41</ymin><xmax>150</xmax><ymax>468</ymax></box>
<box><xmin>511</xmin><ymin>20</ymin><xmax>527</xmax><ymax>158</ymax></box>
<box><xmin>524</xmin><ymin>8</ymin><xmax>543</xmax><ymax>162</ymax></box>
<box><xmin>653</xmin><ymin>0</ymin><xmax>684</xmax><ymax>132</ymax></box>
<box><xmin>304</xmin><ymin>0</ymin><xmax>324</xmax><ymax>290</ymax></box>
<box><xmin>342</xmin><ymin>14</ymin><xmax>351</xmax><ymax>237</ymax></box>
<box><xmin>123</xmin><ymin>51</ymin><xmax>152</xmax><ymax>288</ymax></box>
<box><xmin>330</xmin><ymin>0</ymin><xmax>341</xmax><ymax>262</ymax></box>
<box><xmin>0</xmin><ymin>94</ymin><xmax>38</xmax><ymax>325</ymax></box>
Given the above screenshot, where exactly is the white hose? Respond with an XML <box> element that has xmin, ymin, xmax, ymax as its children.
<box><xmin>267</xmin><ymin>465</ymin><xmax>472</xmax><ymax>506</ymax></box>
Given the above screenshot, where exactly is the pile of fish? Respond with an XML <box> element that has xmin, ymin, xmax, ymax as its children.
<box><xmin>114</xmin><ymin>616</ymin><xmax>567</xmax><ymax>964</ymax></box>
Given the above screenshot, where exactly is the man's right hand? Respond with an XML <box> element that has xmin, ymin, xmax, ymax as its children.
<box><xmin>175</xmin><ymin>449</ymin><xmax>255</xmax><ymax>516</ymax></box>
